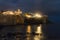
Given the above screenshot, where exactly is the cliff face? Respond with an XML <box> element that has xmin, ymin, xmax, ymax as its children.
<box><xmin>16</xmin><ymin>15</ymin><xmax>24</xmax><ymax>24</ymax></box>
<box><xmin>0</xmin><ymin>15</ymin><xmax>24</xmax><ymax>25</ymax></box>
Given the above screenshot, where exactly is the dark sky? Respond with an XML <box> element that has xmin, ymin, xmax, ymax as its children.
<box><xmin>0</xmin><ymin>0</ymin><xmax>59</xmax><ymax>11</ymax></box>
<box><xmin>0</xmin><ymin>0</ymin><xmax>60</xmax><ymax>23</ymax></box>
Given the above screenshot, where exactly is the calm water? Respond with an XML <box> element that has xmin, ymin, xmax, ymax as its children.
<box><xmin>0</xmin><ymin>24</ymin><xmax>60</xmax><ymax>40</ymax></box>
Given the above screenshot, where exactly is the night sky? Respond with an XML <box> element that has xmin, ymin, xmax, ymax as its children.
<box><xmin>0</xmin><ymin>0</ymin><xmax>60</xmax><ymax>23</ymax></box>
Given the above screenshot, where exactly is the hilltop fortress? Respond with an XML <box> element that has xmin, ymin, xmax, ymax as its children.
<box><xmin>0</xmin><ymin>9</ymin><xmax>24</xmax><ymax>25</ymax></box>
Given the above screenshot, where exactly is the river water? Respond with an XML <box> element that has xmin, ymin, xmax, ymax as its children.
<box><xmin>0</xmin><ymin>24</ymin><xmax>60</xmax><ymax>40</ymax></box>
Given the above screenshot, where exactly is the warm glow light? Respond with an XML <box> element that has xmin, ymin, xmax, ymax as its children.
<box><xmin>34</xmin><ymin>35</ymin><xmax>40</xmax><ymax>40</ymax></box>
<box><xmin>9</xmin><ymin>11</ymin><xmax>14</xmax><ymax>15</ymax></box>
<box><xmin>25</xmin><ymin>14</ymin><xmax>32</xmax><ymax>18</ymax></box>
<box><xmin>33</xmin><ymin>13</ymin><xmax>42</xmax><ymax>18</ymax></box>
<box><xmin>26</xmin><ymin>25</ymin><xmax>31</xmax><ymax>33</ymax></box>
<box><xmin>2</xmin><ymin>9</ymin><xmax>22</xmax><ymax>15</ymax></box>
<box><xmin>2</xmin><ymin>11</ymin><xmax>14</xmax><ymax>15</ymax></box>
<box><xmin>35</xmin><ymin>24</ymin><xmax>42</xmax><ymax>34</ymax></box>
<box><xmin>15</xmin><ymin>9</ymin><xmax>22</xmax><ymax>15</ymax></box>
<box><xmin>34</xmin><ymin>25</ymin><xmax>44</xmax><ymax>40</ymax></box>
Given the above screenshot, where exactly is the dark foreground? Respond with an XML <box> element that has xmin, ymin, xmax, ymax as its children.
<box><xmin>0</xmin><ymin>24</ymin><xmax>60</xmax><ymax>40</ymax></box>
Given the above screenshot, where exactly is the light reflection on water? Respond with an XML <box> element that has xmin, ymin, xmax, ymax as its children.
<box><xmin>26</xmin><ymin>25</ymin><xmax>31</xmax><ymax>33</ymax></box>
<box><xmin>35</xmin><ymin>24</ymin><xmax>42</xmax><ymax>34</ymax></box>
<box><xmin>0</xmin><ymin>24</ymin><xmax>46</xmax><ymax>40</ymax></box>
<box><xmin>26</xmin><ymin>24</ymin><xmax>45</xmax><ymax>40</ymax></box>
<box><xmin>34</xmin><ymin>24</ymin><xmax>44</xmax><ymax>40</ymax></box>
<box><xmin>34</xmin><ymin>35</ymin><xmax>41</xmax><ymax>40</ymax></box>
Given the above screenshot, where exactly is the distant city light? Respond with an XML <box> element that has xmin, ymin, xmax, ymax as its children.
<box><xmin>2</xmin><ymin>9</ymin><xmax>22</xmax><ymax>15</ymax></box>
<box><xmin>2</xmin><ymin>11</ymin><xmax>14</xmax><ymax>15</ymax></box>
<box><xmin>24</xmin><ymin>12</ymin><xmax>43</xmax><ymax>19</ymax></box>
<box><xmin>33</xmin><ymin>13</ymin><xmax>42</xmax><ymax>18</ymax></box>
<box><xmin>25</xmin><ymin>14</ymin><xmax>32</xmax><ymax>18</ymax></box>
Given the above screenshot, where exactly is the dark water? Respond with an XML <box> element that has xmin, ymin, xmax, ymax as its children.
<box><xmin>0</xmin><ymin>24</ymin><xmax>60</xmax><ymax>40</ymax></box>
